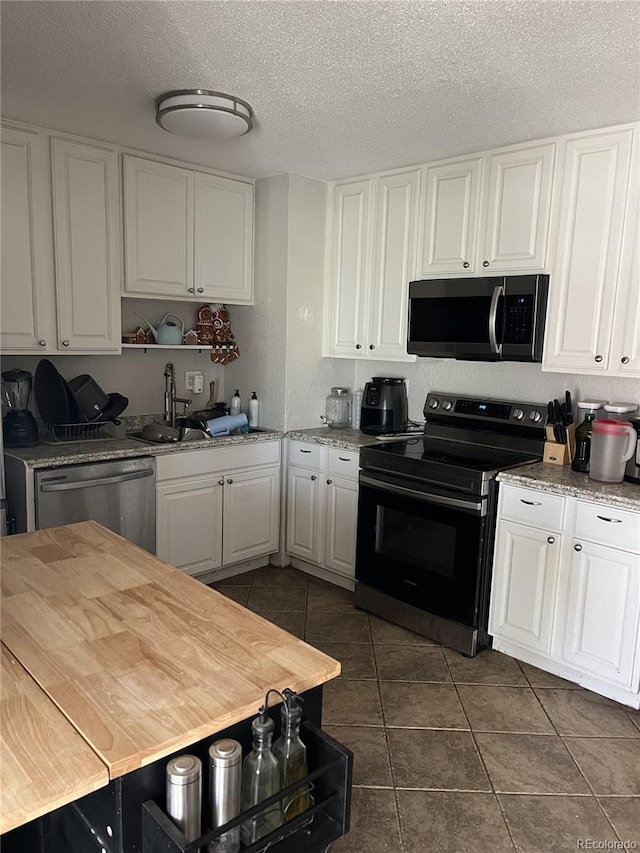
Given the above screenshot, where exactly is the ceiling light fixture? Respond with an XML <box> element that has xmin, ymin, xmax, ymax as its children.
<box><xmin>155</xmin><ymin>89</ymin><xmax>254</xmax><ymax>140</ymax></box>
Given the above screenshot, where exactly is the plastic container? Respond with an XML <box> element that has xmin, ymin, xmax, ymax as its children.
<box><xmin>603</xmin><ymin>402</ymin><xmax>638</xmax><ymax>422</ymax></box>
<box><xmin>589</xmin><ymin>419</ymin><xmax>637</xmax><ymax>483</ymax></box>
<box><xmin>351</xmin><ymin>390</ymin><xmax>363</xmax><ymax>430</ymax></box>
<box><xmin>576</xmin><ymin>400</ymin><xmax>607</xmax><ymax>426</ymax></box>
<box><xmin>248</xmin><ymin>392</ymin><xmax>259</xmax><ymax>428</ymax></box>
<box><xmin>206</xmin><ymin>413</ymin><xmax>248</xmax><ymax>436</ymax></box>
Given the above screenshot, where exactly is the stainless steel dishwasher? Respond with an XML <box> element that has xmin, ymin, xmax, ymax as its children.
<box><xmin>35</xmin><ymin>456</ymin><xmax>156</xmax><ymax>553</ymax></box>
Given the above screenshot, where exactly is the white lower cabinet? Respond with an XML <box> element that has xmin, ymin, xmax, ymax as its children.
<box><xmin>286</xmin><ymin>442</ymin><xmax>359</xmax><ymax>587</ymax></box>
<box><xmin>155</xmin><ymin>441</ymin><xmax>280</xmax><ymax>577</ymax></box>
<box><xmin>562</xmin><ymin>540</ymin><xmax>640</xmax><ymax>689</ymax></box>
<box><xmin>490</xmin><ymin>484</ymin><xmax>640</xmax><ymax>708</ymax></box>
<box><xmin>489</xmin><ymin>520</ymin><xmax>560</xmax><ymax>655</ymax></box>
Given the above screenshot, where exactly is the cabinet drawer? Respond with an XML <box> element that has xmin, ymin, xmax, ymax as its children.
<box><xmin>500</xmin><ymin>485</ymin><xmax>566</xmax><ymax>532</ymax></box>
<box><xmin>326</xmin><ymin>447</ymin><xmax>359</xmax><ymax>479</ymax></box>
<box><xmin>288</xmin><ymin>440</ymin><xmax>325</xmax><ymax>471</ymax></box>
<box><xmin>575</xmin><ymin>501</ymin><xmax>640</xmax><ymax>553</ymax></box>
<box><xmin>156</xmin><ymin>440</ymin><xmax>281</xmax><ymax>482</ymax></box>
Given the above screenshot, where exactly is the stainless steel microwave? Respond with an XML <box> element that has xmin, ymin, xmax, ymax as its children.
<box><xmin>407</xmin><ymin>274</ymin><xmax>549</xmax><ymax>362</ymax></box>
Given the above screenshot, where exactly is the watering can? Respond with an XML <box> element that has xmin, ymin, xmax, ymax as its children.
<box><xmin>136</xmin><ymin>312</ymin><xmax>185</xmax><ymax>346</ymax></box>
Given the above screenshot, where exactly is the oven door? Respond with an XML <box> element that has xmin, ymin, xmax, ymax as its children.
<box><xmin>355</xmin><ymin>470</ymin><xmax>487</xmax><ymax>627</ymax></box>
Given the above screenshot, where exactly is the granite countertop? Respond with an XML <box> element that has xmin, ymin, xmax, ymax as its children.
<box><xmin>286</xmin><ymin>426</ymin><xmax>384</xmax><ymax>450</ymax></box>
<box><xmin>498</xmin><ymin>462</ymin><xmax>640</xmax><ymax>510</ymax></box>
<box><xmin>4</xmin><ymin>429</ymin><xmax>283</xmax><ymax>469</ymax></box>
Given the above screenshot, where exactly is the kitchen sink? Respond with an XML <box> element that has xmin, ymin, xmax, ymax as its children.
<box><xmin>127</xmin><ymin>426</ymin><xmax>269</xmax><ymax>445</ymax></box>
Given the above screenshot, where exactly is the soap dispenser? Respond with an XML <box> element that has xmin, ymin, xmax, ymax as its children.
<box><xmin>272</xmin><ymin>689</ymin><xmax>310</xmax><ymax>821</ymax></box>
<box><xmin>240</xmin><ymin>702</ymin><xmax>283</xmax><ymax>845</ymax></box>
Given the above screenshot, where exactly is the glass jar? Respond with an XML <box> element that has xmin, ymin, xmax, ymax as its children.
<box><xmin>324</xmin><ymin>388</ymin><xmax>352</xmax><ymax>429</ymax></box>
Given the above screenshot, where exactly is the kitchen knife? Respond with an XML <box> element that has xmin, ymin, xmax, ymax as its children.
<box><xmin>565</xmin><ymin>390</ymin><xmax>574</xmax><ymax>424</ymax></box>
<box><xmin>547</xmin><ymin>401</ymin><xmax>555</xmax><ymax>426</ymax></box>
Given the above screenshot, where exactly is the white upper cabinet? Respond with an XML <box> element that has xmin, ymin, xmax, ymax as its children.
<box><xmin>418</xmin><ymin>157</ymin><xmax>482</xmax><ymax>276</ymax></box>
<box><xmin>195</xmin><ymin>173</ymin><xmax>253</xmax><ymax>304</ymax></box>
<box><xmin>417</xmin><ymin>142</ymin><xmax>555</xmax><ymax>278</ymax></box>
<box><xmin>0</xmin><ymin>125</ymin><xmax>56</xmax><ymax>351</ymax></box>
<box><xmin>51</xmin><ymin>138</ymin><xmax>120</xmax><ymax>351</ymax></box>
<box><xmin>543</xmin><ymin>127</ymin><xmax>635</xmax><ymax>375</ymax></box>
<box><xmin>1</xmin><ymin>124</ymin><xmax>121</xmax><ymax>354</ymax></box>
<box><xmin>479</xmin><ymin>144</ymin><xmax>555</xmax><ymax>271</ymax></box>
<box><xmin>123</xmin><ymin>154</ymin><xmax>254</xmax><ymax>304</ymax></box>
<box><xmin>123</xmin><ymin>155</ymin><xmax>193</xmax><ymax>298</ymax></box>
<box><xmin>326</xmin><ymin>171</ymin><xmax>418</xmax><ymax>361</ymax></box>
<box><xmin>327</xmin><ymin>179</ymin><xmax>373</xmax><ymax>356</ymax></box>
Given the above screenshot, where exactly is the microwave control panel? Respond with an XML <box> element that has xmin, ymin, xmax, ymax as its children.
<box><xmin>503</xmin><ymin>294</ymin><xmax>534</xmax><ymax>344</ymax></box>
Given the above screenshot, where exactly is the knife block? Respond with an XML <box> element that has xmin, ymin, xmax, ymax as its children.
<box><xmin>544</xmin><ymin>423</ymin><xmax>576</xmax><ymax>466</ymax></box>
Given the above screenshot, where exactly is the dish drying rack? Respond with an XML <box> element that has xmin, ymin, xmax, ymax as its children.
<box><xmin>38</xmin><ymin>419</ymin><xmax>116</xmax><ymax>444</ymax></box>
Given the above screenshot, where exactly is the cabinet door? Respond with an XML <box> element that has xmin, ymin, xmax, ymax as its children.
<box><xmin>222</xmin><ymin>467</ymin><xmax>279</xmax><ymax>565</ymax></box>
<box><xmin>562</xmin><ymin>540</ymin><xmax>640</xmax><ymax>688</ymax></box>
<box><xmin>488</xmin><ymin>520</ymin><xmax>560</xmax><ymax>655</ymax></box>
<box><xmin>479</xmin><ymin>143</ymin><xmax>555</xmax><ymax>271</ymax></box>
<box><xmin>123</xmin><ymin>155</ymin><xmax>193</xmax><ymax>297</ymax></box>
<box><xmin>286</xmin><ymin>466</ymin><xmax>323</xmax><ymax>564</ymax></box>
<box><xmin>51</xmin><ymin>138</ymin><xmax>121</xmax><ymax>351</ymax></box>
<box><xmin>417</xmin><ymin>157</ymin><xmax>482</xmax><ymax>276</ymax></box>
<box><xmin>156</xmin><ymin>477</ymin><xmax>223</xmax><ymax>575</ymax></box>
<box><xmin>326</xmin><ymin>180</ymin><xmax>373</xmax><ymax>357</ymax></box>
<box><xmin>0</xmin><ymin>125</ymin><xmax>55</xmax><ymax>352</ymax></box>
<box><xmin>324</xmin><ymin>476</ymin><xmax>358</xmax><ymax>578</ymax></box>
<box><xmin>367</xmin><ymin>170</ymin><xmax>419</xmax><ymax>360</ymax></box>
<box><xmin>194</xmin><ymin>173</ymin><xmax>253</xmax><ymax>304</ymax></box>
<box><xmin>543</xmin><ymin>128</ymin><xmax>634</xmax><ymax>373</ymax></box>
<box><xmin>613</xmin><ymin>142</ymin><xmax>640</xmax><ymax>377</ymax></box>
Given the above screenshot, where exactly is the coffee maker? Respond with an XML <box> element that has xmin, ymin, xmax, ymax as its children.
<box><xmin>1</xmin><ymin>369</ymin><xmax>39</xmax><ymax>447</ymax></box>
<box><xmin>360</xmin><ymin>377</ymin><xmax>408</xmax><ymax>435</ymax></box>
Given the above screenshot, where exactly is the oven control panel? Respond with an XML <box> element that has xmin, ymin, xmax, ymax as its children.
<box><xmin>425</xmin><ymin>393</ymin><xmax>546</xmax><ymax>426</ymax></box>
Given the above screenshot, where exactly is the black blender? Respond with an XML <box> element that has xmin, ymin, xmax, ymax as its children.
<box><xmin>1</xmin><ymin>369</ymin><xmax>39</xmax><ymax>446</ymax></box>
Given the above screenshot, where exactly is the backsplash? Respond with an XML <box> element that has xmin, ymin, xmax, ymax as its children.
<box><xmin>1</xmin><ymin>350</ymin><xmax>225</xmax><ymax>418</ymax></box>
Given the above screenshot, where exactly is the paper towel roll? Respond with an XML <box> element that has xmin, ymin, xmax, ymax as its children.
<box><xmin>206</xmin><ymin>413</ymin><xmax>248</xmax><ymax>436</ymax></box>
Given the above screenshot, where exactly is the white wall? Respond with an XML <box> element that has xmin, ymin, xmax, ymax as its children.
<box><xmin>227</xmin><ymin>173</ymin><xmax>355</xmax><ymax>431</ymax></box>
<box><xmin>355</xmin><ymin>358</ymin><xmax>640</xmax><ymax>423</ymax></box>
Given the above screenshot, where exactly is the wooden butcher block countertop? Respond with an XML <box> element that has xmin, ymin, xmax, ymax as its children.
<box><xmin>0</xmin><ymin>643</ymin><xmax>109</xmax><ymax>834</ymax></box>
<box><xmin>1</xmin><ymin>522</ymin><xmax>340</xmax><ymax>782</ymax></box>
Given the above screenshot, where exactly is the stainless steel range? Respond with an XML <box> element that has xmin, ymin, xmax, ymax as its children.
<box><xmin>355</xmin><ymin>391</ymin><xmax>547</xmax><ymax>656</ymax></box>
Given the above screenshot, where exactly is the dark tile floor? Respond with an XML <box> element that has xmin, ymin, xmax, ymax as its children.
<box><xmin>211</xmin><ymin>566</ymin><xmax>640</xmax><ymax>853</ymax></box>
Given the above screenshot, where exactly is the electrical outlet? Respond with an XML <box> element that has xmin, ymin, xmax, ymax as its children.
<box><xmin>185</xmin><ymin>371</ymin><xmax>202</xmax><ymax>392</ymax></box>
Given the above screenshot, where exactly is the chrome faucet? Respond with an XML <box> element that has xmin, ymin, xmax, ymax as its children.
<box><xmin>163</xmin><ymin>362</ymin><xmax>191</xmax><ymax>428</ymax></box>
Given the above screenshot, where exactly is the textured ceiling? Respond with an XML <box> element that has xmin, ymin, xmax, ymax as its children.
<box><xmin>2</xmin><ymin>1</ymin><xmax>639</xmax><ymax>180</ymax></box>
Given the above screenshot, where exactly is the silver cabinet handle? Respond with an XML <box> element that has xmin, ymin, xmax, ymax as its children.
<box><xmin>218</xmin><ymin>478</ymin><xmax>224</xmax><ymax>486</ymax></box>
<box><xmin>369</xmin><ymin>344</ymin><xmax>375</xmax><ymax>350</ymax></box>
<box><xmin>483</xmin><ymin>260</ymin><xmax>490</xmax><ymax>268</ymax></box>
<box><xmin>597</xmin><ymin>515</ymin><xmax>622</xmax><ymax>523</ymax></box>
<box><xmin>310</xmin><ymin>475</ymin><xmax>317</xmax><ymax>481</ymax></box>
<box><xmin>197</xmin><ymin>288</ymin><xmax>204</xmax><ymax>293</ymax></box>
<box><xmin>39</xmin><ymin>339</ymin><xmax>46</xmax><ymax>346</ymax></box>
<box><xmin>594</xmin><ymin>355</ymin><xmax>603</xmax><ymax>363</ymax></box>
<box><xmin>547</xmin><ymin>537</ymin><xmax>555</xmax><ymax>544</ymax></box>
<box><xmin>299</xmin><ymin>449</ymin><xmax>312</xmax><ymax>454</ymax></box>
<box><xmin>338</xmin><ymin>456</ymin><xmax>351</xmax><ymax>462</ymax></box>
<box><xmin>326</xmin><ymin>479</ymin><xmax>332</xmax><ymax>485</ymax></box>
<box><xmin>226</xmin><ymin>479</ymin><xmax>233</xmax><ymax>485</ymax></box>
<box><xmin>62</xmin><ymin>340</ymin><xmax>70</xmax><ymax>347</ymax></box>
<box><xmin>621</xmin><ymin>356</ymin><xmax>630</xmax><ymax>364</ymax></box>
<box><xmin>520</xmin><ymin>499</ymin><xmax>542</xmax><ymax>506</ymax></box>
<box><xmin>356</xmin><ymin>344</ymin><xmax>362</xmax><ymax>350</ymax></box>
<box><xmin>462</xmin><ymin>262</ymin><xmax>470</xmax><ymax>269</ymax></box>
<box><xmin>188</xmin><ymin>287</ymin><xmax>194</xmax><ymax>293</ymax></box>
<box><xmin>40</xmin><ymin>469</ymin><xmax>154</xmax><ymax>492</ymax></box>
<box><xmin>574</xmin><ymin>543</ymin><xmax>582</xmax><ymax>551</ymax></box>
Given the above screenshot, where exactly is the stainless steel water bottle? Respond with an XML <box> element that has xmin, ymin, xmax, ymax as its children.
<box><xmin>209</xmin><ymin>739</ymin><xmax>242</xmax><ymax>853</ymax></box>
<box><xmin>166</xmin><ymin>754</ymin><xmax>202</xmax><ymax>842</ymax></box>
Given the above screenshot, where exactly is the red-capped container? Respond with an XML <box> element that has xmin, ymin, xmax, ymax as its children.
<box><xmin>589</xmin><ymin>419</ymin><xmax>637</xmax><ymax>483</ymax></box>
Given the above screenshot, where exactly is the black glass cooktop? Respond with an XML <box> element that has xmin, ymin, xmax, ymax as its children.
<box><xmin>363</xmin><ymin>436</ymin><xmax>539</xmax><ymax>474</ymax></box>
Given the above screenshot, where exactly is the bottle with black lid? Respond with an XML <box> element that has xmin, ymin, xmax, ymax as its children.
<box><xmin>572</xmin><ymin>412</ymin><xmax>596</xmax><ymax>473</ymax></box>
